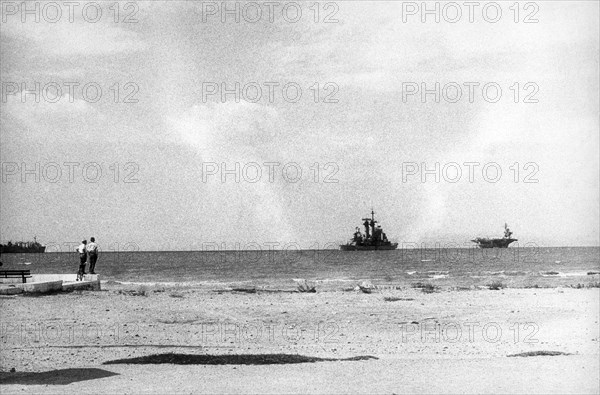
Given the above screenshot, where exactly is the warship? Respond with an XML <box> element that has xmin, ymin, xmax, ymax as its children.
<box><xmin>471</xmin><ymin>224</ymin><xmax>517</xmax><ymax>248</ymax></box>
<box><xmin>340</xmin><ymin>209</ymin><xmax>398</xmax><ymax>251</ymax></box>
<box><xmin>0</xmin><ymin>237</ymin><xmax>46</xmax><ymax>253</ymax></box>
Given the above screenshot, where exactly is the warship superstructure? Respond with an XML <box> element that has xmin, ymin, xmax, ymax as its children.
<box><xmin>340</xmin><ymin>210</ymin><xmax>398</xmax><ymax>251</ymax></box>
<box><xmin>0</xmin><ymin>237</ymin><xmax>46</xmax><ymax>253</ymax></box>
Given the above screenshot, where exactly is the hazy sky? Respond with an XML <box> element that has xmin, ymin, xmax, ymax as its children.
<box><xmin>1</xmin><ymin>1</ymin><xmax>598</xmax><ymax>250</ymax></box>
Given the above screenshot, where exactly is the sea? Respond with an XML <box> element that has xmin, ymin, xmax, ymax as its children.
<box><xmin>1</xmin><ymin>247</ymin><xmax>598</xmax><ymax>290</ymax></box>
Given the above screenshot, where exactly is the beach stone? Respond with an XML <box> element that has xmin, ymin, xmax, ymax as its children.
<box><xmin>358</xmin><ymin>281</ymin><xmax>375</xmax><ymax>293</ymax></box>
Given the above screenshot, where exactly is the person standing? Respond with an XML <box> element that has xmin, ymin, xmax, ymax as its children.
<box><xmin>87</xmin><ymin>237</ymin><xmax>99</xmax><ymax>274</ymax></box>
<box><xmin>76</xmin><ymin>240</ymin><xmax>87</xmax><ymax>278</ymax></box>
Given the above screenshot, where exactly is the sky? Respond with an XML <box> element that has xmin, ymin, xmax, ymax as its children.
<box><xmin>1</xmin><ymin>1</ymin><xmax>599</xmax><ymax>250</ymax></box>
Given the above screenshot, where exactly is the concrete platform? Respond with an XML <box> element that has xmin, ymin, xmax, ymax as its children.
<box><xmin>0</xmin><ymin>285</ymin><xmax>24</xmax><ymax>295</ymax></box>
<box><xmin>31</xmin><ymin>274</ymin><xmax>99</xmax><ymax>283</ymax></box>
<box><xmin>0</xmin><ymin>274</ymin><xmax>101</xmax><ymax>294</ymax></box>
<box><xmin>22</xmin><ymin>280</ymin><xmax>63</xmax><ymax>293</ymax></box>
<box><xmin>0</xmin><ymin>277</ymin><xmax>32</xmax><ymax>284</ymax></box>
<box><xmin>62</xmin><ymin>279</ymin><xmax>101</xmax><ymax>292</ymax></box>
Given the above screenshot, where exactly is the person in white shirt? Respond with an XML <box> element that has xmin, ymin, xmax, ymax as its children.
<box><xmin>87</xmin><ymin>237</ymin><xmax>99</xmax><ymax>274</ymax></box>
<box><xmin>75</xmin><ymin>240</ymin><xmax>87</xmax><ymax>277</ymax></box>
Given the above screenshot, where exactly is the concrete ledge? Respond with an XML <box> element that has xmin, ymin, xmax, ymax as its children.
<box><xmin>62</xmin><ymin>279</ymin><xmax>101</xmax><ymax>292</ymax></box>
<box><xmin>22</xmin><ymin>280</ymin><xmax>63</xmax><ymax>293</ymax></box>
<box><xmin>0</xmin><ymin>274</ymin><xmax>102</xmax><ymax>294</ymax></box>
<box><xmin>0</xmin><ymin>277</ymin><xmax>29</xmax><ymax>284</ymax></box>
<box><xmin>1</xmin><ymin>274</ymin><xmax>100</xmax><ymax>284</ymax></box>
<box><xmin>0</xmin><ymin>286</ymin><xmax>24</xmax><ymax>295</ymax></box>
<box><xmin>31</xmin><ymin>274</ymin><xmax>100</xmax><ymax>282</ymax></box>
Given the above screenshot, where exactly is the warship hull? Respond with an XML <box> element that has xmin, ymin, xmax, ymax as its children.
<box><xmin>472</xmin><ymin>224</ymin><xmax>517</xmax><ymax>248</ymax></box>
<box><xmin>0</xmin><ymin>239</ymin><xmax>46</xmax><ymax>254</ymax></box>
<box><xmin>471</xmin><ymin>238</ymin><xmax>517</xmax><ymax>248</ymax></box>
<box><xmin>340</xmin><ymin>243</ymin><xmax>398</xmax><ymax>251</ymax></box>
<box><xmin>0</xmin><ymin>246</ymin><xmax>46</xmax><ymax>253</ymax></box>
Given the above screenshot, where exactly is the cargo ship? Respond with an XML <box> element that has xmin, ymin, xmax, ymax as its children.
<box><xmin>471</xmin><ymin>224</ymin><xmax>517</xmax><ymax>248</ymax></box>
<box><xmin>340</xmin><ymin>210</ymin><xmax>398</xmax><ymax>251</ymax></box>
<box><xmin>0</xmin><ymin>237</ymin><xmax>46</xmax><ymax>253</ymax></box>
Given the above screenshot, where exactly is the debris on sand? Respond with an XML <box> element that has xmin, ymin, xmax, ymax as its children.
<box><xmin>231</xmin><ymin>288</ymin><xmax>257</xmax><ymax>294</ymax></box>
<box><xmin>507</xmin><ymin>351</ymin><xmax>571</xmax><ymax>357</ymax></box>
<box><xmin>541</xmin><ymin>271</ymin><xmax>560</xmax><ymax>276</ymax></box>
<box><xmin>384</xmin><ymin>297</ymin><xmax>414</xmax><ymax>302</ymax></box>
<box><xmin>411</xmin><ymin>282</ymin><xmax>438</xmax><ymax>294</ymax></box>
<box><xmin>103</xmin><ymin>353</ymin><xmax>378</xmax><ymax>365</ymax></box>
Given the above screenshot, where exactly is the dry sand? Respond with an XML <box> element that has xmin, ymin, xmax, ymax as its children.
<box><xmin>0</xmin><ymin>282</ymin><xmax>598</xmax><ymax>394</ymax></box>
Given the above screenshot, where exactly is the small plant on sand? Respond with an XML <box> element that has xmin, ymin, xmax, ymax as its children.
<box><xmin>132</xmin><ymin>285</ymin><xmax>149</xmax><ymax>296</ymax></box>
<box><xmin>567</xmin><ymin>281</ymin><xmax>600</xmax><ymax>289</ymax></box>
<box><xmin>296</xmin><ymin>279</ymin><xmax>316</xmax><ymax>293</ymax></box>
<box><xmin>488</xmin><ymin>281</ymin><xmax>504</xmax><ymax>290</ymax></box>
<box><xmin>568</xmin><ymin>283</ymin><xmax>598</xmax><ymax>289</ymax></box>
<box><xmin>421</xmin><ymin>283</ymin><xmax>438</xmax><ymax>293</ymax></box>
<box><xmin>117</xmin><ymin>286</ymin><xmax>149</xmax><ymax>296</ymax></box>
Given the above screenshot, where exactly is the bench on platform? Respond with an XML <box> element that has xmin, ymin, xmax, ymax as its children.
<box><xmin>0</xmin><ymin>269</ymin><xmax>32</xmax><ymax>283</ymax></box>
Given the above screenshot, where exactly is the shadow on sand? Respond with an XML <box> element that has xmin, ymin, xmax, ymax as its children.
<box><xmin>0</xmin><ymin>368</ymin><xmax>119</xmax><ymax>385</ymax></box>
<box><xmin>104</xmin><ymin>353</ymin><xmax>377</xmax><ymax>365</ymax></box>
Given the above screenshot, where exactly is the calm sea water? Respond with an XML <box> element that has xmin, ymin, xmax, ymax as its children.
<box><xmin>1</xmin><ymin>247</ymin><xmax>598</xmax><ymax>289</ymax></box>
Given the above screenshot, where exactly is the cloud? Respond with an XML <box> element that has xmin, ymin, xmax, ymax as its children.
<box><xmin>1</xmin><ymin>12</ymin><xmax>146</xmax><ymax>56</ymax></box>
<box><xmin>166</xmin><ymin>102</ymin><xmax>297</xmax><ymax>243</ymax></box>
<box><xmin>2</xmin><ymin>91</ymin><xmax>95</xmax><ymax>123</ymax></box>
<box><xmin>168</xmin><ymin>102</ymin><xmax>280</xmax><ymax>158</ymax></box>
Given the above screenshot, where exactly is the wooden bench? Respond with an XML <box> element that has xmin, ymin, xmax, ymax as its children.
<box><xmin>0</xmin><ymin>270</ymin><xmax>32</xmax><ymax>283</ymax></box>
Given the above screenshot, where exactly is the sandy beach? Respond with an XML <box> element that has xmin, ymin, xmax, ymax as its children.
<box><xmin>1</xmin><ymin>282</ymin><xmax>598</xmax><ymax>394</ymax></box>
<box><xmin>1</xmin><ymin>0</ymin><xmax>598</xmax><ymax>393</ymax></box>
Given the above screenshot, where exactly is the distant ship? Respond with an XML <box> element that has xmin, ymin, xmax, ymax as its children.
<box><xmin>0</xmin><ymin>237</ymin><xmax>46</xmax><ymax>253</ymax></box>
<box><xmin>340</xmin><ymin>209</ymin><xmax>398</xmax><ymax>251</ymax></box>
<box><xmin>471</xmin><ymin>224</ymin><xmax>517</xmax><ymax>248</ymax></box>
